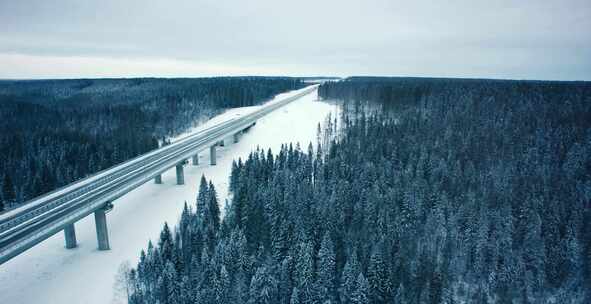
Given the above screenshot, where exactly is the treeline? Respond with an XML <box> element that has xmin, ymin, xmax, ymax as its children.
<box><xmin>127</xmin><ymin>77</ymin><xmax>590</xmax><ymax>303</ymax></box>
<box><xmin>0</xmin><ymin>77</ymin><xmax>304</xmax><ymax>211</ymax></box>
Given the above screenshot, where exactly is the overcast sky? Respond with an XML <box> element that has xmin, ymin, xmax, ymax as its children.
<box><xmin>0</xmin><ymin>0</ymin><xmax>589</xmax><ymax>80</ymax></box>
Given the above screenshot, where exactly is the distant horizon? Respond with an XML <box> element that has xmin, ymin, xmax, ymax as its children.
<box><xmin>1</xmin><ymin>74</ymin><xmax>590</xmax><ymax>82</ymax></box>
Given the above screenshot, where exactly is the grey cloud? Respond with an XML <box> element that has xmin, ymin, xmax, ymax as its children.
<box><xmin>0</xmin><ymin>0</ymin><xmax>589</xmax><ymax>80</ymax></box>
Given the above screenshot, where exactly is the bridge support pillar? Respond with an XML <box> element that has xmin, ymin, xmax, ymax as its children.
<box><xmin>233</xmin><ymin>132</ymin><xmax>240</xmax><ymax>143</ymax></box>
<box><xmin>210</xmin><ymin>145</ymin><xmax>217</xmax><ymax>165</ymax></box>
<box><xmin>94</xmin><ymin>208</ymin><xmax>110</xmax><ymax>251</ymax></box>
<box><xmin>64</xmin><ymin>223</ymin><xmax>77</xmax><ymax>249</ymax></box>
<box><xmin>192</xmin><ymin>154</ymin><xmax>199</xmax><ymax>166</ymax></box>
<box><xmin>176</xmin><ymin>163</ymin><xmax>185</xmax><ymax>185</ymax></box>
<box><xmin>218</xmin><ymin>139</ymin><xmax>225</xmax><ymax>147</ymax></box>
<box><xmin>154</xmin><ymin>174</ymin><xmax>162</xmax><ymax>184</ymax></box>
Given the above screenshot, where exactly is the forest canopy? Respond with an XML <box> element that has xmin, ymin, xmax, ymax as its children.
<box><xmin>128</xmin><ymin>77</ymin><xmax>590</xmax><ymax>303</ymax></box>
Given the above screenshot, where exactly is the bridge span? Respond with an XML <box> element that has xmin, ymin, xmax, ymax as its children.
<box><xmin>0</xmin><ymin>85</ymin><xmax>318</xmax><ymax>265</ymax></box>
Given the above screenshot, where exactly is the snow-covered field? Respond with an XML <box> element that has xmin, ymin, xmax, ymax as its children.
<box><xmin>0</xmin><ymin>88</ymin><xmax>339</xmax><ymax>304</ymax></box>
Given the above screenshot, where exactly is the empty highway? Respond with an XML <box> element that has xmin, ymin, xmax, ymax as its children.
<box><xmin>0</xmin><ymin>85</ymin><xmax>318</xmax><ymax>265</ymax></box>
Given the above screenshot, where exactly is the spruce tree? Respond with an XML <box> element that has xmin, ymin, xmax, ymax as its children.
<box><xmin>318</xmin><ymin>233</ymin><xmax>336</xmax><ymax>302</ymax></box>
<box><xmin>295</xmin><ymin>241</ymin><xmax>316</xmax><ymax>303</ymax></box>
<box><xmin>290</xmin><ymin>287</ymin><xmax>300</xmax><ymax>304</ymax></box>
<box><xmin>341</xmin><ymin>253</ymin><xmax>361</xmax><ymax>304</ymax></box>
<box><xmin>196</xmin><ymin>175</ymin><xmax>209</xmax><ymax>220</ymax></box>
<box><xmin>249</xmin><ymin>265</ymin><xmax>278</xmax><ymax>304</ymax></box>
<box><xmin>352</xmin><ymin>273</ymin><xmax>369</xmax><ymax>304</ymax></box>
<box><xmin>208</xmin><ymin>181</ymin><xmax>221</xmax><ymax>232</ymax></box>
<box><xmin>216</xmin><ymin>265</ymin><xmax>232</xmax><ymax>304</ymax></box>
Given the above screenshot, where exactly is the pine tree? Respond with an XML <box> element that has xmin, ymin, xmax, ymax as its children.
<box><xmin>197</xmin><ymin>175</ymin><xmax>209</xmax><ymax>220</ymax></box>
<box><xmin>234</xmin><ymin>269</ymin><xmax>250</xmax><ymax>304</ymax></box>
<box><xmin>290</xmin><ymin>287</ymin><xmax>300</xmax><ymax>304</ymax></box>
<box><xmin>522</xmin><ymin>199</ymin><xmax>545</xmax><ymax>297</ymax></box>
<box><xmin>318</xmin><ymin>233</ymin><xmax>336</xmax><ymax>302</ymax></box>
<box><xmin>159</xmin><ymin>222</ymin><xmax>174</xmax><ymax>261</ymax></box>
<box><xmin>565</xmin><ymin>215</ymin><xmax>583</xmax><ymax>285</ymax></box>
<box><xmin>342</xmin><ymin>253</ymin><xmax>361</xmax><ymax>304</ymax></box>
<box><xmin>367</xmin><ymin>244</ymin><xmax>391</xmax><ymax>303</ymax></box>
<box><xmin>179</xmin><ymin>275</ymin><xmax>191</xmax><ymax>304</ymax></box>
<box><xmin>352</xmin><ymin>273</ymin><xmax>369</xmax><ymax>304</ymax></box>
<box><xmin>208</xmin><ymin>181</ymin><xmax>221</xmax><ymax>232</ymax></box>
<box><xmin>230</xmin><ymin>160</ymin><xmax>240</xmax><ymax>193</ymax></box>
<box><xmin>216</xmin><ymin>265</ymin><xmax>232</xmax><ymax>304</ymax></box>
<box><xmin>295</xmin><ymin>242</ymin><xmax>317</xmax><ymax>303</ymax></box>
<box><xmin>249</xmin><ymin>265</ymin><xmax>278</xmax><ymax>304</ymax></box>
<box><xmin>278</xmin><ymin>257</ymin><xmax>294</xmax><ymax>304</ymax></box>
<box><xmin>163</xmin><ymin>261</ymin><xmax>180</xmax><ymax>304</ymax></box>
<box><xmin>272</xmin><ymin>216</ymin><xmax>289</xmax><ymax>261</ymax></box>
<box><xmin>198</xmin><ymin>248</ymin><xmax>216</xmax><ymax>303</ymax></box>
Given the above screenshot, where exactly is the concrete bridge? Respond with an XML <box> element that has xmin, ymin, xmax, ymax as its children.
<box><xmin>0</xmin><ymin>85</ymin><xmax>318</xmax><ymax>265</ymax></box>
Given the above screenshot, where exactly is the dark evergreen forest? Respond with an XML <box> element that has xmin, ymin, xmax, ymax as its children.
<box><xmin>128</xmin><ymin>77</ymin><xmax>591</xmax><ymax>303</ymax></box>
<box><xmin>0</xmin><ymin>77</ymin><xmax>304</xmax><ymax>211</ymax></box>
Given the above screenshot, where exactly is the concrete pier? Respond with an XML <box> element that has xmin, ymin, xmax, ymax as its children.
<box><xmin>192</xmin><ymin>154</ymin><xmax>199</xmax><ymax>166</ymax></box>
<box><xmin>64</xmin><ymin>223</ymin><xmax>77</xmax><ymax>249</ymax></box>
<box><xmin>154</xmin><ymin>174</ymin><xmax>162</xmax><ymax>184</ymax></box>
<box><xmin>233</xmin><ymin>132</ymin><xmax>240</xmax><ymax>143</ymax></box>
<box><xmin>210</xmin><ymin>145</ymin><xmax>217</xmax><ymax>165</ymax></box>
<box><xmin>94</xmin><ymin>208</ymin><xmax>110</xmax><ymax>250</ymax></box>
<box><xmin>176</xmin><ymin>163</ymin><xmax>185</xmax><ymax>185</ymax></box>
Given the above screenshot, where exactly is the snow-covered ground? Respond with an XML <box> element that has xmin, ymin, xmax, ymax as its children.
<box><xmin>0</xmin><ymin>88</ymin><xmax>339</xmax><ymax>304</ymax></box>
<box><xmin>168</xmin><ymin>85</ymin><xmax>316</xmax><ymax>144</ymax></box>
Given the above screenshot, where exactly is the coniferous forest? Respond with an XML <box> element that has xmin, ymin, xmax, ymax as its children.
<box><xmin>128</xmin><ymin>77</ymin><xmax>591</xmax><ymax>303</ymax></box>
<box><xmin>0</xmin><ymin>77</ymin><xmax>304</xmax><ymax>211</ymax></box>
